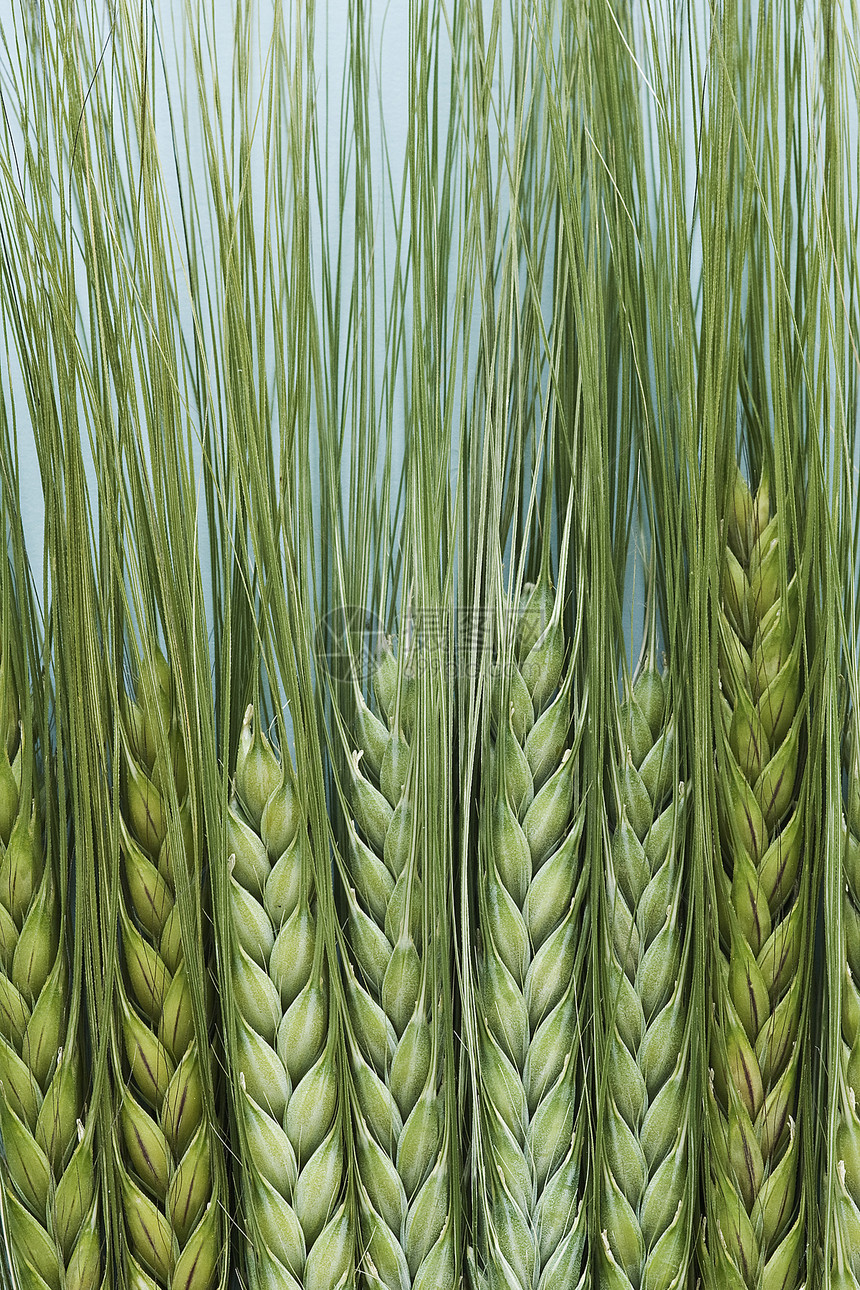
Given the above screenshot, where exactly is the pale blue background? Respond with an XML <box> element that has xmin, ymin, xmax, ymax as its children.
<box><xmin>2</xmin><ymin>0</ymin><xmax>845</xmax><ymax>674</ymax></box>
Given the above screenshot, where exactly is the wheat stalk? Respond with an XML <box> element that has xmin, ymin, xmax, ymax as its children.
<box><xmin>223</xmin><ymin>705</ymin><xmax>352</xmax><ymax>1290</ymax></box>
<box><xmin>705</xmin><ymin>464</ymin><xmax>808</xmax><ymax>1288</ymax></box>
<box><xmin>110</xmin><ymin>651</ymin><xmax>223</xmax><ymax>1290</ymax></box>
<box><xmin>470</xmin><ymin>578</ymin><xmax>589</xmax><ymax>1290</ymax></box>
<box><xmin>598</xmin><ymin>664</ymin><xmax>692</xmax><ymax>1289</ymax></box>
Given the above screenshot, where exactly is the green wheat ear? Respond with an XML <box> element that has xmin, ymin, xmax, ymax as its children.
<box><xmin>0</xmin><ymin>644</ymin><xmax>103</xmax><ymax>1290</ymax></box>
<box><xmin>598</xmin><ymin>664</ymin><xmax>692</xmax><ymax>1290</ymax></box>
<box><xmin>111</xmin><ymin>651</ymin><xmax>224</xmax><ymax>1290</ymax></box>
<box><xmin>828</xmin><ymin>742</ymin><xmax>860</xmax><ymax>1288</ymax></box>
<box><xmin>341</xmin><ymin>641</ymin><xmax>456</xmax><ymax>1290</ymax></box>
<box><xmin>472</xmin><ymin>577</ymin><xmax>589</xmax><ymax>1290</ymax></box>
<box><xmin>225</xmin><ymin>705</ymin><xmax>352</xmax><ymax>1290</ymax></box>
<box><xmin>705</xmin><ymin>464</ymin><xmax>808</xmax><ymax>1290</ymax></box>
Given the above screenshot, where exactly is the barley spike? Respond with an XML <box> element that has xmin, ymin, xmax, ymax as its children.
<box><xmin>113</xmin><ymin>652</ymin><xmax>223</xmax><ymax>1290</ymax></box>
<box><xmin>0</xmin><ymin>648</ymin><xmax>103</xmax><ymax>1290</ymax></box>
<box><xmin>343</xmin><ymin>643</ymin><xmax>456</xmax><ymax>1290</ymax></box>
<box><xmin>598</xmin><ymin>665</ymin><xmax>692</xmax><ymax>1290</ymax></box>
<box><xmin>473</xmin><ymin>580</ymin><xmax>589</xmax><ymax>1290</ymax></box>
<box><xmin>225</xmin><ymin>705</ymin><xmax>352</xmax><ymax>1290</ymax></box>
<box><xmin>828</xmin><ymin>740</ymin><xmax>860</xmax><ymax>1288</ymax></box>
<box><xmin>705</xmin><ymin>464</ymin><xmax>808</xmax><ymax>1289</ymax></box>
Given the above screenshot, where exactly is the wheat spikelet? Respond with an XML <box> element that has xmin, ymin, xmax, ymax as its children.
<box><xmin>471</xmin><ymin>581</ymin><xmax>588</xmax><ymax>1290</ymax></box>
<box><xmin>598</xmin><ymin>666</ymin><xmax>691</xmax><ymax>1289</ymax></box>
<box><xmin>0</xmin><ymin>646</ymin><xmax>103</xmax><ymax>1290</ymax></box>
<box><xmin>112</xmin><ymin>650</ymin><xmax>223</xmax><ymax>1290</ymax></box>
<box><xmin>341</xmin><ymin>640</ymin><xmax>456</xmax><ymax>1290</ymax></box>
<box><xmin>224</xmin><ymin>705</ymin><xmax>352</xmax><ymax>1290</ymax></box>
<box><xmin>827</xmin><ymin>741</ymin><xmax>860</xmax><ymax>1289</ymax></box>
<box><xmin>705</xmin><ymin>464</ymin><xmax>808</xmax><ymax>1289</ymax></box>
